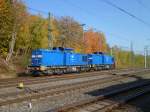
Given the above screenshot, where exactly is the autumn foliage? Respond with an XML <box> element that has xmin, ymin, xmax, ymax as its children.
<box><xmin>0</xmin><ymin>0</ymin><xmax>145</xmax><ymax>74</ymax></box>
<box><xmin>84</xmin><ymin>29</ymin><xmax>107</xmax><ymax>53</ymax></box>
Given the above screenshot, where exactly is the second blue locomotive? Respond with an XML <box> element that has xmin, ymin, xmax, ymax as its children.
<box><xmin>28</xmin><ymin>47</ymin><xmax>115</xmax><ymax>75</ymax></box>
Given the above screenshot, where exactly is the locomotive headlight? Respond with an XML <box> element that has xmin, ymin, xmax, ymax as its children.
<box><xmin>37</xmin><ymin>55</ymin><xmax>42</xmax><ymax>58</ymax></box>
<box><xmin>32</xmin><ymin>55</ymin><xmax>43</xmax><ymax>58</ymax></box>
<box><xmin>32</xmin><ymin>55</ymin><xmax>35</xmax><ymax>58</ymax></box>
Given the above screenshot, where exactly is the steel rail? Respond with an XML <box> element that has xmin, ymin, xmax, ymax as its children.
<box><xmin>51</xmin><ymin>80</ymin><xmax>150</xmax><ymax>112</ymax></box>
<box><xmin>0</xmin><ymin>72</ymin><xmax>133</xmax><ymax>106</ymax></box>
<box><xmin>0</xmin><ymin>68</ymin><xmax>148</xmax><ymax>89</ymax></box>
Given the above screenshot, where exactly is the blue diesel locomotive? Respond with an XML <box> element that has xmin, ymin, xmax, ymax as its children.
<box><xmin>28</xmin><ymin>47</ymin><xmax>115</xmax><ymax>75</ymax></box>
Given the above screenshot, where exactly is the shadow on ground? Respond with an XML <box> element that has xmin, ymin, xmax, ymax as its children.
<box><xmin>85</xmin><ymin>75</ymin><xmax>150</xmax><ymax>112</ymax></box>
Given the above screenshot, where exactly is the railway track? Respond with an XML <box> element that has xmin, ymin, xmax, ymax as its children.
<box><xmin>0</xmin><ymin>69</ymin><xmax>150</xmax><ymax>112</ymax></box>
<box><xmin>0</xmin><ymin>69</ymin><xmax>149</xmax><ymax>107</ymax></box>
<box><xmin>52</xmin><ymin>79</ymin><xmax>150</xmax><ymax>112</ymax></box>
<box><xmin>0</xmin><ymin>71</ymin><xmax>112</xmax><ymax>89</ymax></box>
<box><xmin>0</xmin><ymin>68</ymin><xmax>147</xmax><ymax>89</ymax></box>
<box><xmin>0</xmin><ymin>68</ymin><xmax>142</xmax><ymax>84</ymax></box>
<box><xmin>0</xmin><ymin>70</ymin><xmax>147</xmax><ymax>99</ymax></box>
<box><xmin>0</xmin><ymin>74</ymin><xmax>127</xmax><ymax>106</ymax></box>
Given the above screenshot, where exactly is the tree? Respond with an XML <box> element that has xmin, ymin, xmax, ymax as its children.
<box><xmin>0</xmin><ymin>0</ymin><xmax>14</xmax><ymax>58</ymax></box>
<box><xmin>84</xmin><ymin>29</ymin><xmax>108</xmax><ymax>53</ymax></box>
<box><xmin>28</xmin><ymin>15</ymin><xmax>47</xmax><ymax>51</ymax></box>
<box><xmin>5</xmin><ymin>0</ymin><xmax>27</xmax><ymax>61</ymax></box>
<box><xmin>57</xmin><ymin>16</ymin><xmax>84</xmax><ymax>52</ymax></box>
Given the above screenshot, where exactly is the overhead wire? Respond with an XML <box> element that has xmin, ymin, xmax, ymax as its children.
<box><xmin>25</xmin><ymin>4</ymin><xmax>138</xmax><ymax>53</ymax></box>
<box><xmin>27</xmin><ymin>6</ymin><xmax>48</xmax><ymax>15</ymax></box>
<box><xmin>100</xmin><ymin>0</ymin><xmax>150</xmax><ymax>28</ymax></box>
<box><xmin>26</xmin><ymin>6</ymin><xmax>57</xmax><ymax>18</ymax></box>
<box><xmin>26</xmin><ymin>2</ymin><xmax>132</xmax><ymax>43</ymax></box>
<box><xmin>26</xmin><ymin>6</ymin><xmax>84</xmax><ymax>48</ymax></box>
<box><xmin>61</xmin><ymin>1</ymin><xmax>132</xmax><ymax>43</ymax></box>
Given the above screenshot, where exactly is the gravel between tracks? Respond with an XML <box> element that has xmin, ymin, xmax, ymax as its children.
<box><xmin>0</xmin><ymin>69</ymin><xmax>148</xmax><ymax>96</ymax></box>
<box><xmin>0</xmin><ymin>69</ymin><xmax>150</xmax><ymax>112</ymax></box>
<box><xmin>0</xmin><ymin>74</ymin><xmax>110</xmax><ymax>95</ymax></box>
<box><xmin>1</xmin><ymin>72</ymin><xmax>150</xmax><ymax>112</ymax></box>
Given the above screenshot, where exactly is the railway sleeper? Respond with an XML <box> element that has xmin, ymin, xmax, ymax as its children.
<box><xmin>52</xmin><ymin>80</ymin><xmax>150</xmax><ymax>112</ymax></box>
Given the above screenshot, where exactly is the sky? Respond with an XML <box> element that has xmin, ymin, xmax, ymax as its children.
<box><xmin>22</xmin><ymin>0</ymin><xmax>150</xmax><ymax>54</ymax></box>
